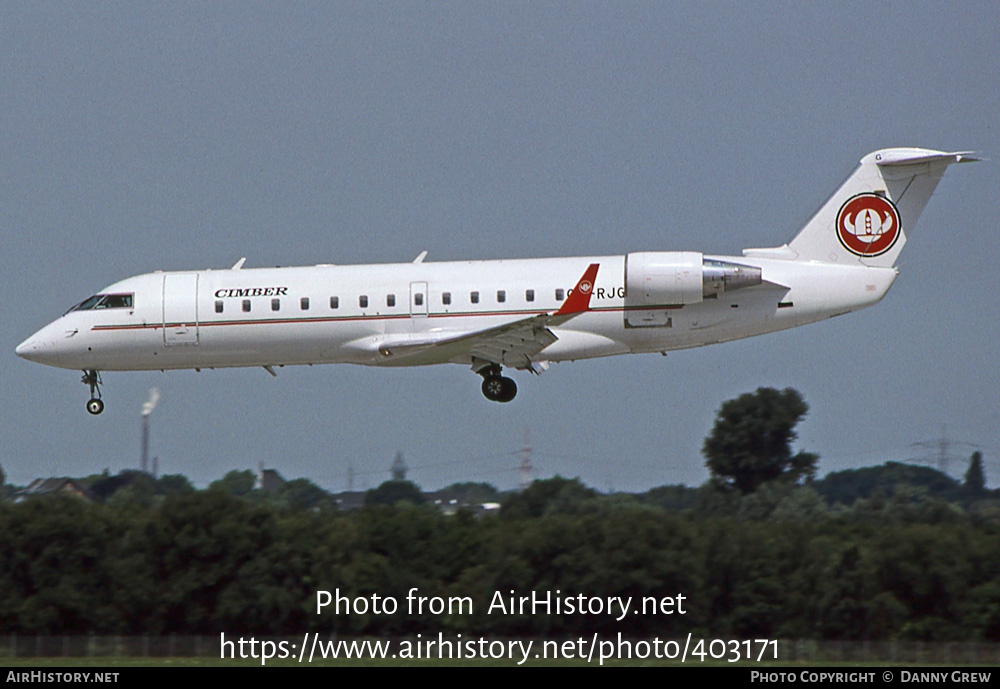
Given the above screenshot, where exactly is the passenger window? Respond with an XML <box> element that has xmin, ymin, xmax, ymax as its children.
<box><xmin>360</xmin><ymin>295</ymin><xmax>368</xmax><ymax>308</ymax></box>
<box><xmin>272</xmin><ymin>299</ymin><xmax>280</xmax><ymax>311</ymax></box>
<box><xmin>526</xmin><ymin>289</ymin><xmax>535</xmax><ymax>302</ymax></box>
<box><xmin>330</xmin><ymin>296</ymin><xmax>339</xmax><ymax>309</ymax></box>
<box><xmin>555</xmin><ymin>289</ymin><xmax>565</xmax><ymax>301</ymax></box>
<box><xmin>301</xmin><ymin>297</ymin><xmax>310</xmax><ymax>310</ymax></box>
<box><xmin>242</xmin><ymin>300</ymin><xmax>251</xmax><ymax>312</ymax></box>
<box><xmin>497</xmin><ymin>290</ymin><xmax>506</xmax><ymax>303</ymax></box>
<box><xmin>215</xmin><ymin>301</ymin><xmax>224</xmax><ymax>313</ymax></box>
<box><xmin>470</xmin><ymin>291</ymin><xmax>479</xmax><ymax>304</ymax></box>
<box><xmin>442</xmin><ymin>292</ymin><xmax>451</xmax><ymax>305</ymax></box>
<box><xmin>387</xmin><ymin>294</ymin><xmax>396</xmax><ymax>307</ymax></box>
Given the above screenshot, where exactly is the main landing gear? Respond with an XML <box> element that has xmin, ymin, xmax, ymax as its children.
<box><xmin>82</xmin><ymin>369</ymin><xmax>104</xmax><ymax>415</ymax></box>
<box><xmin>478</xmin><ymin>364</ymin><xmax>517</xmax><ymax>403</ymax></box>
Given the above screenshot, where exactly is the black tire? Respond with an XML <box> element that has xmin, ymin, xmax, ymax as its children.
<box><xmin>482</xmin><ymin>376</ymin><xmax>505</xmax><ymax>401</ymax></box>
<box><xmin>86</xmin><ymin>398</ymin><xmax>104</xmax><ymax>415</ymax></box>
<box><xmin>482</xmin><ymin>376</ymin><xmax>517</xmax><ymax>403</ymax></box>
<box><xmin>498</xmin><ymin>376</ymin><xmax>517</xmax><ymax>402</ymax></box>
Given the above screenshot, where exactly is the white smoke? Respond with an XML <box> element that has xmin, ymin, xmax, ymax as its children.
<box><xmin>141</xmin><ymin>387</ymin><xmax>161</xmax><ymax>417</ymax></box>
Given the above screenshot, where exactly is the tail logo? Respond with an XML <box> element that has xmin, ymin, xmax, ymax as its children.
<box><xmin>836</xmin><ymin>193</ymin><xmax>901</xmax><ymax>257</ymax></box>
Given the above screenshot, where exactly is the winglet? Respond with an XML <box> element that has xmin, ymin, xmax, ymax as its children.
<box><xmin>555</xmin><ymin>263</ymin><xmax>600</xmax><ymax>316</ymax></box>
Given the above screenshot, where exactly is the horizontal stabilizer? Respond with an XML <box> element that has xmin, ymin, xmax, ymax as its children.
<box><xmin>875</xmin><ymin>149</ymin><xmax>980</xmax><ymax>167</ymax></box>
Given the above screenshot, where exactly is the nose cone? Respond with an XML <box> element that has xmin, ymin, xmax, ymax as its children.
<box><xmin>16</xmin><ymin>332</ymin><xmax>48</xmax><ymax>363</ymax></box>
<box><xmin>15</xmin><ymin>321</ymin><xmax>79</xmax><ymax>368</ymax></box>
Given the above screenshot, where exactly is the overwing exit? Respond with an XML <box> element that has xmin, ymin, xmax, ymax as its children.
<box><xmin>16</xmin><ymin>148</ymin><xmax>978</xmax><ymax>413</ymax></box>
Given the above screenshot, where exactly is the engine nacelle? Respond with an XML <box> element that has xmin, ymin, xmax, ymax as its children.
<box><xmin>624</xmin><ymin>252</ymin><xmax>761</xmax><ymax>327</ymax></box>
<box><xmin>626</xmin><ymin>251</ymin><xmax>704</xmax><ymax>306</ymax></box>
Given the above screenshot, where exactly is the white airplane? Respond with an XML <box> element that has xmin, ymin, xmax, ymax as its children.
<box><xmin>17</xmin><ymin>147</ymin><xmax>977</xmax><ymax>414</ymax></box>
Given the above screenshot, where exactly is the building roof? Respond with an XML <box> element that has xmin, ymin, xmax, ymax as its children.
<box><xmin>15</xmin><ymin>478</ymin><xmax>94</xmax><ymax>502</ymax></box>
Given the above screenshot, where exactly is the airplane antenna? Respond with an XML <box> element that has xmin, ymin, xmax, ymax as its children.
<box><xmin>140</xmin><ymin>387</ymin><xmax>161</xmax><ymax>474</ymax></box>
<box><xmin>518</xmin><ymin>428</ymin><xmax>534</xmax><ymax>491</ymax></box>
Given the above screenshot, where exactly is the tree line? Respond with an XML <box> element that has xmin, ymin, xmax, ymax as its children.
<box><xmin>0</xmin><ymin>474</ymin><xmax>998</xmax><ymax>640</ymax></box>
<box><xmin>1</xmin><ymin>387</ymin><xmax>996</xmax><ymax>640</ymax></box>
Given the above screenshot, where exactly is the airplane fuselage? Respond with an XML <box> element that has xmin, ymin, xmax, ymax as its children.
<box><xmin>17</xmin><ymin>252</ymin><xmax>896</xmax><ymax>372</ymax></box>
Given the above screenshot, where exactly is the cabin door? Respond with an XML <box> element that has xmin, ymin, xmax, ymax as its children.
<box><xmin>162</xmin><ymin>273</ymin><xmax>200</xmax><ymax>345</ymax></box>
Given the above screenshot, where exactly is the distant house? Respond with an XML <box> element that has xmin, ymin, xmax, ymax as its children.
<box><xmin>15</xmin><ymin>478</ymin><xmax>94</xmax><ymax>503</ymax></box>
<box><xmin>425</xmin><ymin>489</ymin><xmax>502</xmax><ymax>516</ymax></box>
<box><xmin>331</xmin><ymin>491</ymin><xmax>366</xmax><ymax>511</ymax></box>
<box><xmin>329</xmin><ymin>487</ymin><xmax>503</xmax><ymax>514</ymax></box>
<box><xmin>255</xmin><ymin>468</ymin><xmax>286</xmax><ymax>493</ymax></box>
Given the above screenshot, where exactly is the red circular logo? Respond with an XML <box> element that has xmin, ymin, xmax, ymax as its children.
<box><xmin>579</xmin><ymin>281</ymin><xmax>592</xmax><ymax>293</ymax></box>
<box><xmin>836</xmin><ymin>193</ymin><xmax>901</xmax><ymax>257</ymax></box>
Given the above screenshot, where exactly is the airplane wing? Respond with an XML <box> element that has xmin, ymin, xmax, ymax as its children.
<box><xmin>376</xmin><ymin>263</ymin><xmax>600</xmax><ymax>370</ymax></box>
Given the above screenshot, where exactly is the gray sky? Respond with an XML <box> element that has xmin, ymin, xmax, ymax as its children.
<box><xmin>4</xmin><ymin>2</ymin><xmax>999</xmax><ymax>492</ymax></box>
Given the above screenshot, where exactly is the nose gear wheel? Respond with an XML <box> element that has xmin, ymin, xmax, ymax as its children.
<box><xmin>81</xmin><ymin>370</ymin><xmax>104</xmax><ymax>415</ymax></box>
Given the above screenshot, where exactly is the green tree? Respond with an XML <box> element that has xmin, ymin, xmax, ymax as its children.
<box><xmin>209</xmin><ymin>469</ymin><xmax>256</xmax><ymax>496</ymax></box>
<box><xmin>438</xmin><ymin>482</ymin><xmax>502</xmax><ymax>505</ymax></box>
<box><xmin>702</xmin><ymin>387</ymin><xmax>818</xmax><ymax>494</ymax></box>
<box><xmin>274</xmin><ymin>478</ymin><xmax>334</xmax><ymax>510</ymax></box>
<box><xmin>965</xmin><ymin>451</ymin><xmax>986</xmax><ymax>494</ymax></box>
<box><xmin>89</xmin><ymin>470</ymin><xmax>150</xmax><ymax>502</ymax></box>
<box><xmin>156</xmin><ymin>474</ymin><xmax>195</xmax><ymax>496</ymax></box>
<box><xmin>500</xmin><ymin>476</ymin><xmax>597</xmax><ymax>518</ymax></box>
<box><xmin>365</xmin><ymin>480</ymin><xmax>425</xmax><ymax>506</ymax></box>
<box><xmin>814</xmin><ymin>462</ymin><xmax>959</xmax><ymax>506</ymax></box>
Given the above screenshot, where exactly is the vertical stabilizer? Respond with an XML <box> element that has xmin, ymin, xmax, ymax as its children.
<box><xmin>756</xmin><ymin>148</ymin><xmax>978</xmax><ymax>267</ymax></box>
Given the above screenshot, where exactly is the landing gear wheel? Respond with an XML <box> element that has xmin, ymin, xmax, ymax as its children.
<box><xmin>482</xmin><ymin>375</ymin><xmax>517</xmax><ymax>403</ymax></box>
<box><xmin>81</xmin><ymin>369</ymin><xmax>104</xmax><ymax>416</ymax></box>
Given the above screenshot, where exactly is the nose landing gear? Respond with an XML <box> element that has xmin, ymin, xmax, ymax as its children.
<box><xmin>478</xmin><ymin>364</ymin><xmax>517</xmax><ymax>403</ymax></box>
<box><xmin>82</xmin><ymin>370</ymin><xmax>104</xmax><ymax>415</ymax></box>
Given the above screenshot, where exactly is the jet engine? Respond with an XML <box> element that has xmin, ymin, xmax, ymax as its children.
<box><xmin>624</xmin><ymin>251</ymin><xmax>761</xmax><ymax>327</ymax></box>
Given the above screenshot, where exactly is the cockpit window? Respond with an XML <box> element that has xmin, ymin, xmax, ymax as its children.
<box><xmin>68</xmin><ymin>295</ymin><xmax>103</xmax><ymax>312</ymax></box>
<box><xmin>95</xmin><ymin>294</ymin><xmax>133</xmax><ymax>309</ymax></box>
<box><xmin>68</xmin><ymin>293</ymin><xmax>134</xmax><ymax>313</ymax></box>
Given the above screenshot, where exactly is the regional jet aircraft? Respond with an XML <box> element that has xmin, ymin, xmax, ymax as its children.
<box><xmin>16</xmin><ymin>148</ymin><xmax>977</xmax><ymax>413</ymax></box>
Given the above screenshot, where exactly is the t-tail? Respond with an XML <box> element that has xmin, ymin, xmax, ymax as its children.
<box><xmin>745</xmin><ymin>148</ymin><xmax>979</xmax><ymax>268</ymax></box>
